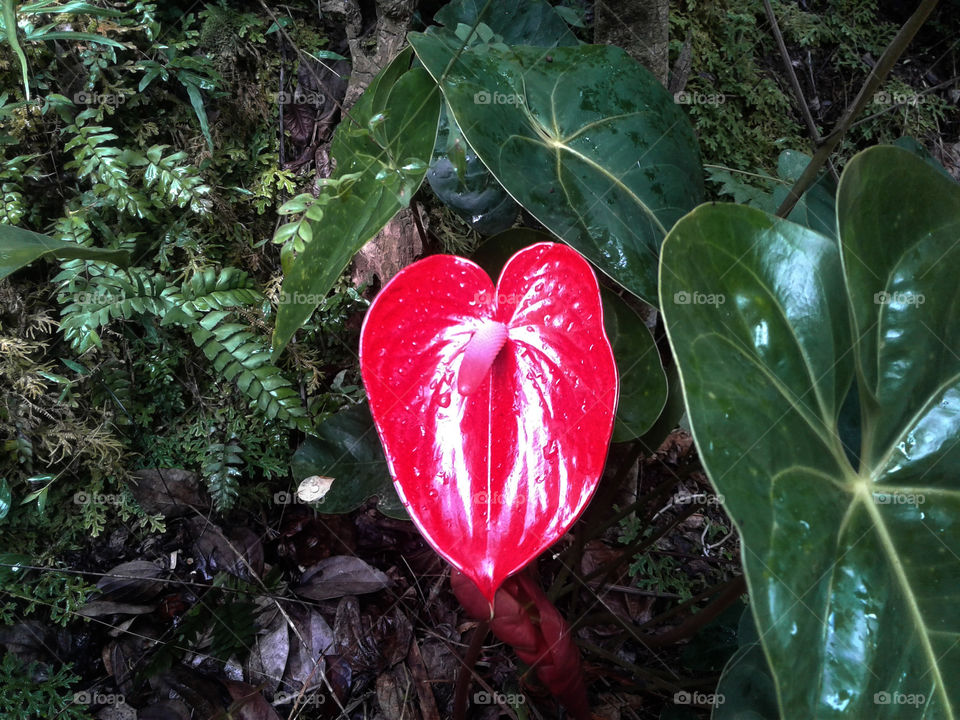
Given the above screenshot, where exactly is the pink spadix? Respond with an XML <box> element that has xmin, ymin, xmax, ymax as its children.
<box><xmin>457</xmin><ymin>318</ymin><xmax>508</xmax><ymax>395</ymax></box>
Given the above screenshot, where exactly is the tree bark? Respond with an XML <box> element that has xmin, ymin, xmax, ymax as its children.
<box><xmin>594</xmin><ymin>0</ymin><xmax>670</xmax><ymax>86</ymax></box>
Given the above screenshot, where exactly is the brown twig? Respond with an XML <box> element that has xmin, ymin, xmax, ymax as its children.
<box><xmin>453</xmin><ymin>619</ymin><xmax>490</xmax><ymax>720</ymax></box>
<box><xmin>762</xmin><ymin>0</ymin><xmax>839</xmax><ymax>182</ymax></box>
<box><xmin>776</xmin><ymin>0</ymin><xmax>941</xmax><ymax>217</ymax></box>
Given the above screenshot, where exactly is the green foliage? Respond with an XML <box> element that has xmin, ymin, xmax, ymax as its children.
<box><xmin>57</xmin><ymin>267</ymin><xmax>174</xmax><ymax>353</ymax></box>
<box><xmin>661</xmin><ymin>146</ymin><xmax>960</xmax><ymax>717</ymax></box>
<box><xmin>63</xmin><ymin>110</ymin><xmax>153</xmax><ymax>218</ymax></box>
<box><xmin>408</xmin><ymin>34</ymin><xmax>703</xmax><ymax>307</ymax></box>
<box><xmin>669</xmin><ymin>0</ymin><xmax>806</xmax><ymax>172</ymax></box>
<box><xmin>271</xmin><ymin>46</ymin><xmax>441</xmax><ymax>353</ymax></box>
<box><xmin>202</xmin><ymin>432</ymin><xmax>242</xmax><ymax>511</ymax></box>
<box><xmin>707</xmin><ymin>149</ymin><xmax>837</xmax><ymax>238</ymax></box>
<box><xmin>0</xmin><ymin>653</ymin><xmax>86</xmax><ymax>720</ymax></box>
<box><xmin>671</xmin><ymin>0</ymin><xmax>953</xmax><ymax>178</ymax></box>
<box><xmin>1</xmin><ymin>566</ymin><xmax>95</xmax><ymax>626</ymax></box>
<box><xmin>138</xmin><ymin>145</ymin><xmax>212</xmax><ymax>214</ymax></box>
<box><xmin>0</xmin><ymin>153</ymin><xmax>35</xmax><ymax>225</ymax></box>
<box><xmin>162</xmin><ymin>268</ymin><xmax>310</xmax><ymax>434</ymax></box>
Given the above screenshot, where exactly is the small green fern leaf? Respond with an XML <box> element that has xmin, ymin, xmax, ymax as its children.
<box><xmin>202</xmin><ymin>434</ymin><xmax>242</xmax><ymax>511</ymax></box>
<box><xmin>161</xmin><ymin>268</ymin><xmax>310</xmax><ymax>431</ymax></box>
<box><xmin>63</xmin><ymin>110</ymin><xmax>153</xmax><ymax>218</ymax></box>
<box><xmin>187</xmin><ymin>313</ymin><xmax>309</xmax><ymax>431</ymax></box>
<box><xmin>138</xmin><ymin>144</ymin><xmax>211</xmax><ymax>214</ymax></box>
<box><xmin>58</xmin><ymin>270</ymin><xmax>175</xmax><ymax>352</ymax></box>
<box><xmin>162</xmin><ymin>267</ymin><xmax>261</xmax><ymax>326</ymax></box>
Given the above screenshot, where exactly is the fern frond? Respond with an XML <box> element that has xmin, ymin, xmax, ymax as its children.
<box><xmin>0</xmin><ymin>154</ymin><xmax>34</xmax><ymax>226</ymax></box>
<box><xmin>202</xmin><ymin>433</ymin><xmax>242</xmax><ymax>511</ymax></box>
<box><xmin>159</xmin><ymin>268</ymin><xmax>309</xmax><ymax>430</ymax></box>
<box><xmin>62</xmin><ymin>109</ymin><xmax>152</xmax><ymax>218</ymax></box>
<box><xmin>188</xmin><ymin>311</ymin><xmax>309</xmax><ymax>430</ymax></box>
<box><xmin>138</xmin><ymin>145</ymin><xmax>211</xmax><ymax>214</ymax></box>
<box><xmin>162</xmin><ymin>267</ymin><xmax>262</xmax><ymax>325</ymax></box>
<box><xmin>58</xmin><ymin>269</ymin><xmax>175</xmax><ymax>352</ymax></box>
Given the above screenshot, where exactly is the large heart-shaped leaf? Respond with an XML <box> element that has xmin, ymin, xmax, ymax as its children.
<box><xmin>408</xmin><ymin>35</ymin><xmax>704</xmax><ymax>305</ymax></box>
<box><xmin>660</xmin><ymin>145</ymin><xmax>960</xmax><ymax>718</ymax></box>
<box><xmin>360</xmin><ymin>242</ymin><xmax>618</xmax><ymax>602</ymax></box>
<box><xmin>272</xmin><ymin>49</ymin><xmax>441</xmax><ymax>354</ymax></box>
<box><xmin>423</xmin><ymin>0</ymin><xmax>576</xmax><ymax>236</ymax></box>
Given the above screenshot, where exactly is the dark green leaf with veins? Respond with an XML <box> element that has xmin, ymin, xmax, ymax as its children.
<box><xmin>661</xmin><ymin>146</ymin><xmax>960</xmax><ymax>718</ymax></box>
<box><xmin>409</xmin><ymin>36</ymin><xmax>704</xmax><ymax>305</ymax></box>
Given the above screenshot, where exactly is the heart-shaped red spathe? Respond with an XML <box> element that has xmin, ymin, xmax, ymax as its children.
<box><xmin>359</xmin><ymin>242</ymin><xmax>618</xmax><ymax>602</ymax></box>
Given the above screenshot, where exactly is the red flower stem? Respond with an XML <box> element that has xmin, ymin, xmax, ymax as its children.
<box><xmin>452</xmin><ymin>567</ymin><xmax>591</xmax><ymax>720</ymax></box>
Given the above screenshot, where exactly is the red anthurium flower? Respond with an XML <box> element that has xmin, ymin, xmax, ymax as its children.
<box><xmin>359</xmin><ymin>242</ymin><xmax>618</xmax><ymax>603</ymax></box>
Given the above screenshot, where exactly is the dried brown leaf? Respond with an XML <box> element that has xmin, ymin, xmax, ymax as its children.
<box><xmin>295</xmin><ymin>556</ymin><xmax>390</xmax><ymax>601</ymax></box>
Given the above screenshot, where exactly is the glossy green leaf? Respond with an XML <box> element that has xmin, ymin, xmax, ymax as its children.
<box><xmin>0</xmin><ymin>223</ymin><xmax>129</xmax><ymax>280</ymax></box>
<box><xmin>426</xmin><ymin>104</ymin><xmax>519</xmax><ymax>235</ymax></box>
<box><xmin>423</xmin><ymin>0</ymin><xmax>575</xmax><ymax>236</ymax></box>
<box><xmin>603</xmin><ymin>291</ymin><xmax>667</xmax><ymax>442</ymax></box>
<box><xmin>291</xmin><ymin>403</ymin><xmax>407</xmax><ymax>519</ymax></box>
<box><xmin>272</xmin><ymin>50</ymin><xmax>441</xmax><ymax>355</ymax></box>
<box><xmin>24</xmin><ymin>29</ymin><xmax>127</xmax><ymax>49</ymax></box>
<box><xmin>1</xmin><ymin>0</ymin><xmax>30</xmax><ymax>100</ymax></box>
<box><xmin>661</xmin><ymin>146</ymin><xmax>960</xmax><ymax>718</ymax></box>
<box><xmin>636</xmin><ymin>359</ymin><xmax>685</xmax><ymax>453</ymax></box>
<box><xmin>20</xmin><ymin>2</ymin><xmax>125</xmax><ymax>15</ymax></box>
<box><xmin>409</xmin><ymin>35</ymin><xmax>704</xmax><ymax>305</ymax></box>
<box><xmin>714</xmin><ymin>608</ymin><xmax>779</xmax><ymax>720</ymax></box>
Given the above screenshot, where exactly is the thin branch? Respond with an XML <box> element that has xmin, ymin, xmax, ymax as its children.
<box><xmin>762</xmin><ymin>0</ymin><xmax>839</xmax><ymax>182</ymax></box>
<box><xmin>776</xmin><ymin>0</ymin><xmax>941</xmax><ymax>217</ymax></box>
<box><xmin>452</xmin><ymin>619</ymin><xmax>490</xmax><ymax>720</ymax></box>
